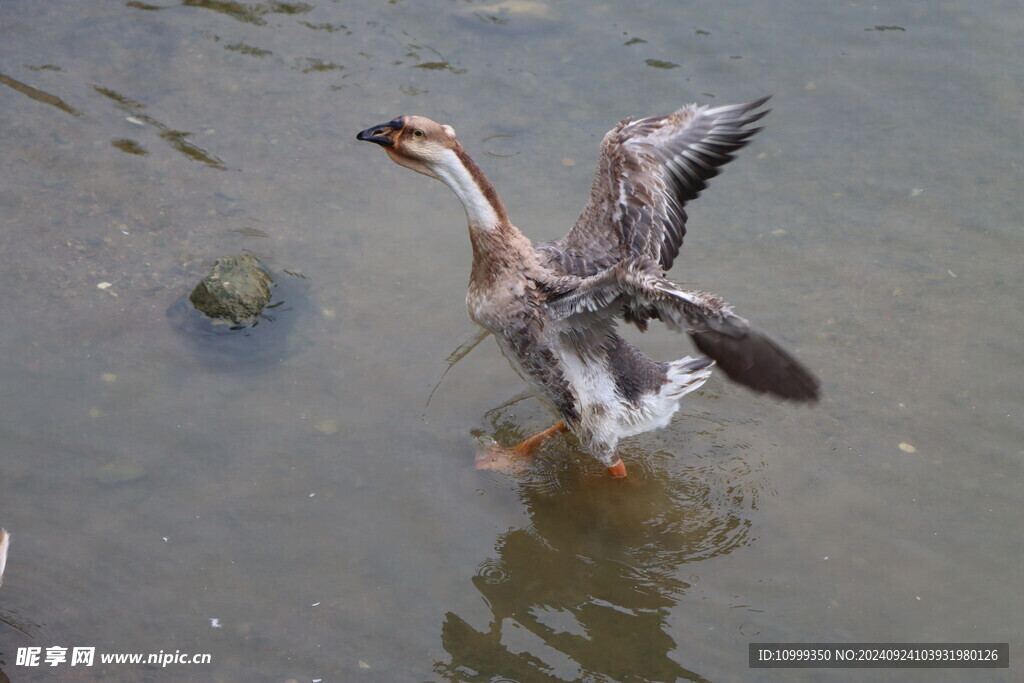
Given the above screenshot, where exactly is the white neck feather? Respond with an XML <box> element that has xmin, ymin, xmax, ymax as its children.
<box><xmin>430</xmin><ymin>148</ymin><xmax>503</xmax><ymax>230</ymax></box>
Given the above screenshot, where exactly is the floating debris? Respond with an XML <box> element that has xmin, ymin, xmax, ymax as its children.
<box><xmin>300</xmin><ymin>21</ymin><xmax>350</xmax><ymax>34</ymax></box>
<box><xmin>414</xmin><ymin>61</ymin><xmax>466</xmax><ymax>74</ymax></box>
<box><xmin>293</xmin><ymin>57</ymin><xmax>344</xmax><ymax>73</ymax></box>
<box><xmin>226</xmin><ymin>42</ymin><xmax>272</xmax><ymax>57</ymax></box>
<box><xmin>474</xmin><ymin>0</ymin><xmax>551</xmax><ymax>18</ymax></box>
<box><xmin>231</xmin><ymin>226</ymin><xmax>271</xmax><ymax>239</ymax></box>
<box><xmin>112</xmin><ymin>138</ymin><xmax>149</xmax><ymax>156</ymax></box>
<box><xmin>898</xmin><ymin>442</ymin><xmax>917</xmax><ymax>453</ymax></box>
<box><xmin>456</xmin><ymin>1</ymin><xmax>558</xmax><ymax>33</ymax></box>
<box><xmin>0</xmin><ymin>72</ymin><xmax>83</xmax><ymax>117</ymax></box>
<box><xmin>0</xmin><ymin>528</ymin><xmax>9</xmax><ymax>588</ymax></box>
<box><xmin>96</xmin><ymin>85</ymin><xmax>227</xmax><ymax>169</ymax></box>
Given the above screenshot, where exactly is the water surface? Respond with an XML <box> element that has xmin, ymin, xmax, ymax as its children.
<box><xmin>1</xmin><ymin>0</ymin><xmax>1021</xmax><ymax>680</ymax></box>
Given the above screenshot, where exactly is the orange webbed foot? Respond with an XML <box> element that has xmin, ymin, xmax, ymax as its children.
<box><xmin>474</xmin><ymin>421</ymin><xmax>567</xmax><ymax>473</ymax></box>
<box><xmin>606</xmin><ymin>458</ymin><xmax>627</xmax><ymax>479</ymax></box>
<box><xmin>474</xmin><ymin>441</ymin><xmax>533</xmax><ymax>473</ymax></box>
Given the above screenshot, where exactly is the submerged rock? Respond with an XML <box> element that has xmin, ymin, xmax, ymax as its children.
<box><xmin>94</xmin><ymin>457</ymin><xmax>147</xmax><ymax>485</ymax></box>
<box><xmin>189</xmin><ymin>254</ymin><xmax>273</xmax><ymax>325</ymax></box>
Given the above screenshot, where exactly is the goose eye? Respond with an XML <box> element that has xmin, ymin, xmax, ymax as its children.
<box><xmin>413</xmin><ymin>129</ymin><xmax>424</xmax><ymax>137</ymax></box>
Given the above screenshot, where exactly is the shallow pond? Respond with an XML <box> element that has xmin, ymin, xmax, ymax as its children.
<box><xmin>1</xmin><ymin>1</ymin><xmax>1021</xmax><ymax>681</ymax></box>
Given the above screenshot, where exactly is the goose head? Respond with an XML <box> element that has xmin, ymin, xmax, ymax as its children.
<box><xmin>356</xmin><ymin>115</ymin><xmax>459</xmax><ymax>179</ymax></box>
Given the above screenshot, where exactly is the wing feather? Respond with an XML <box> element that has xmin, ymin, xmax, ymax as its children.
<box><xmin>537</xmin><ymin>97</ymin><xmax>819</xmax><ymax>402</ymax></box>
<box><xmin>544</xmin><ymin>259</ymin><xmax>821</xmax><ymax>402</ymax></box>
<box><xmin>542</xmin><ymin>98</ymin><xmax>770</xmax><ymax>274</ymax></box>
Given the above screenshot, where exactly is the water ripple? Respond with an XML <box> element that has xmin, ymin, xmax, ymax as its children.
<box><xmin>474</xmin><ymin>558</ymin><xmax>509</xmax><ymax>585</ymax></box>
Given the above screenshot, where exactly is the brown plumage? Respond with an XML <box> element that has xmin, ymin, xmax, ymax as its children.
<box><xmin>357</xmin><ymin>99</ymin><xmax>819</xmax><ymax>477</ymax></box>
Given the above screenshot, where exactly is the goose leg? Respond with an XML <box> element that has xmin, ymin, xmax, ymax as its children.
<box><xmin>514</xmin><ymin>420</ymin><xmax>569</xmax><ymax>454</ymax></box>
<box><xmin>606</xmin><ymin>458</ymin><xmax>627</xmax><ymax>478</ymax></box>
<box><xmin>475</xmin><ymin>421</ymin><xmax>567</xmax><ymax>472</ymax></box>
<box><xmin>591</xmin><ymin>439</ymin><xmax>628</xmax><ymax>479</ymax></box>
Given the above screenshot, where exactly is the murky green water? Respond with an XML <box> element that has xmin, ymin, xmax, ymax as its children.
<box><xmin>1</xmin><ymin>1</ymin><xmax>1021</xmax><ymax>680</ymax></box>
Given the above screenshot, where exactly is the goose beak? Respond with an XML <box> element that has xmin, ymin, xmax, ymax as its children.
<box><xmin>356</xmin><ymin>120</ymin><xmax>400</xmax><ymax>147</ymax></box>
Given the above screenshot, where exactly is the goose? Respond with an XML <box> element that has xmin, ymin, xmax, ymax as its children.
<box><xmin>357</xmin><ymin>98</ymin><xmax>819</xmax><ymax>478</ymax></box>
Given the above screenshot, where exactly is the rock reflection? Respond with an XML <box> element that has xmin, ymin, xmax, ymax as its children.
<box><xmin>167</xmin><ymin>264</ymin><xmax>307</xmax><ymax>368</ymax></box>
<box><xmin>436</xmin><ymin>411</ymin><xmax>763</xmax><ymax>681</ymax></box>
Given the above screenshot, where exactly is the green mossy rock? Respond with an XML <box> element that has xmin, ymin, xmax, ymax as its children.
<box><xmin>189</xmin><ymin>254</ymin><xmax>273</xmax><ymax>325</ymax></box>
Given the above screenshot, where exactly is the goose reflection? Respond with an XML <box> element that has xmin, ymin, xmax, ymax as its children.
<box><xmin>436</xmin><ymin>407</ymin><xmax>768</xmax><ymax>682</ymax></box>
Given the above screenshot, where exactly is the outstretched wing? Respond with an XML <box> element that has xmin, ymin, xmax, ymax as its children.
<box><xmin>543</xmin><ymin>258</ymin><xmax>820</xmax><ymax>402</ymax></box>
<box><xmin>540</xmin><ymin>98</ymin><xmax>770</xmax><ymax>276</ymax></box>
